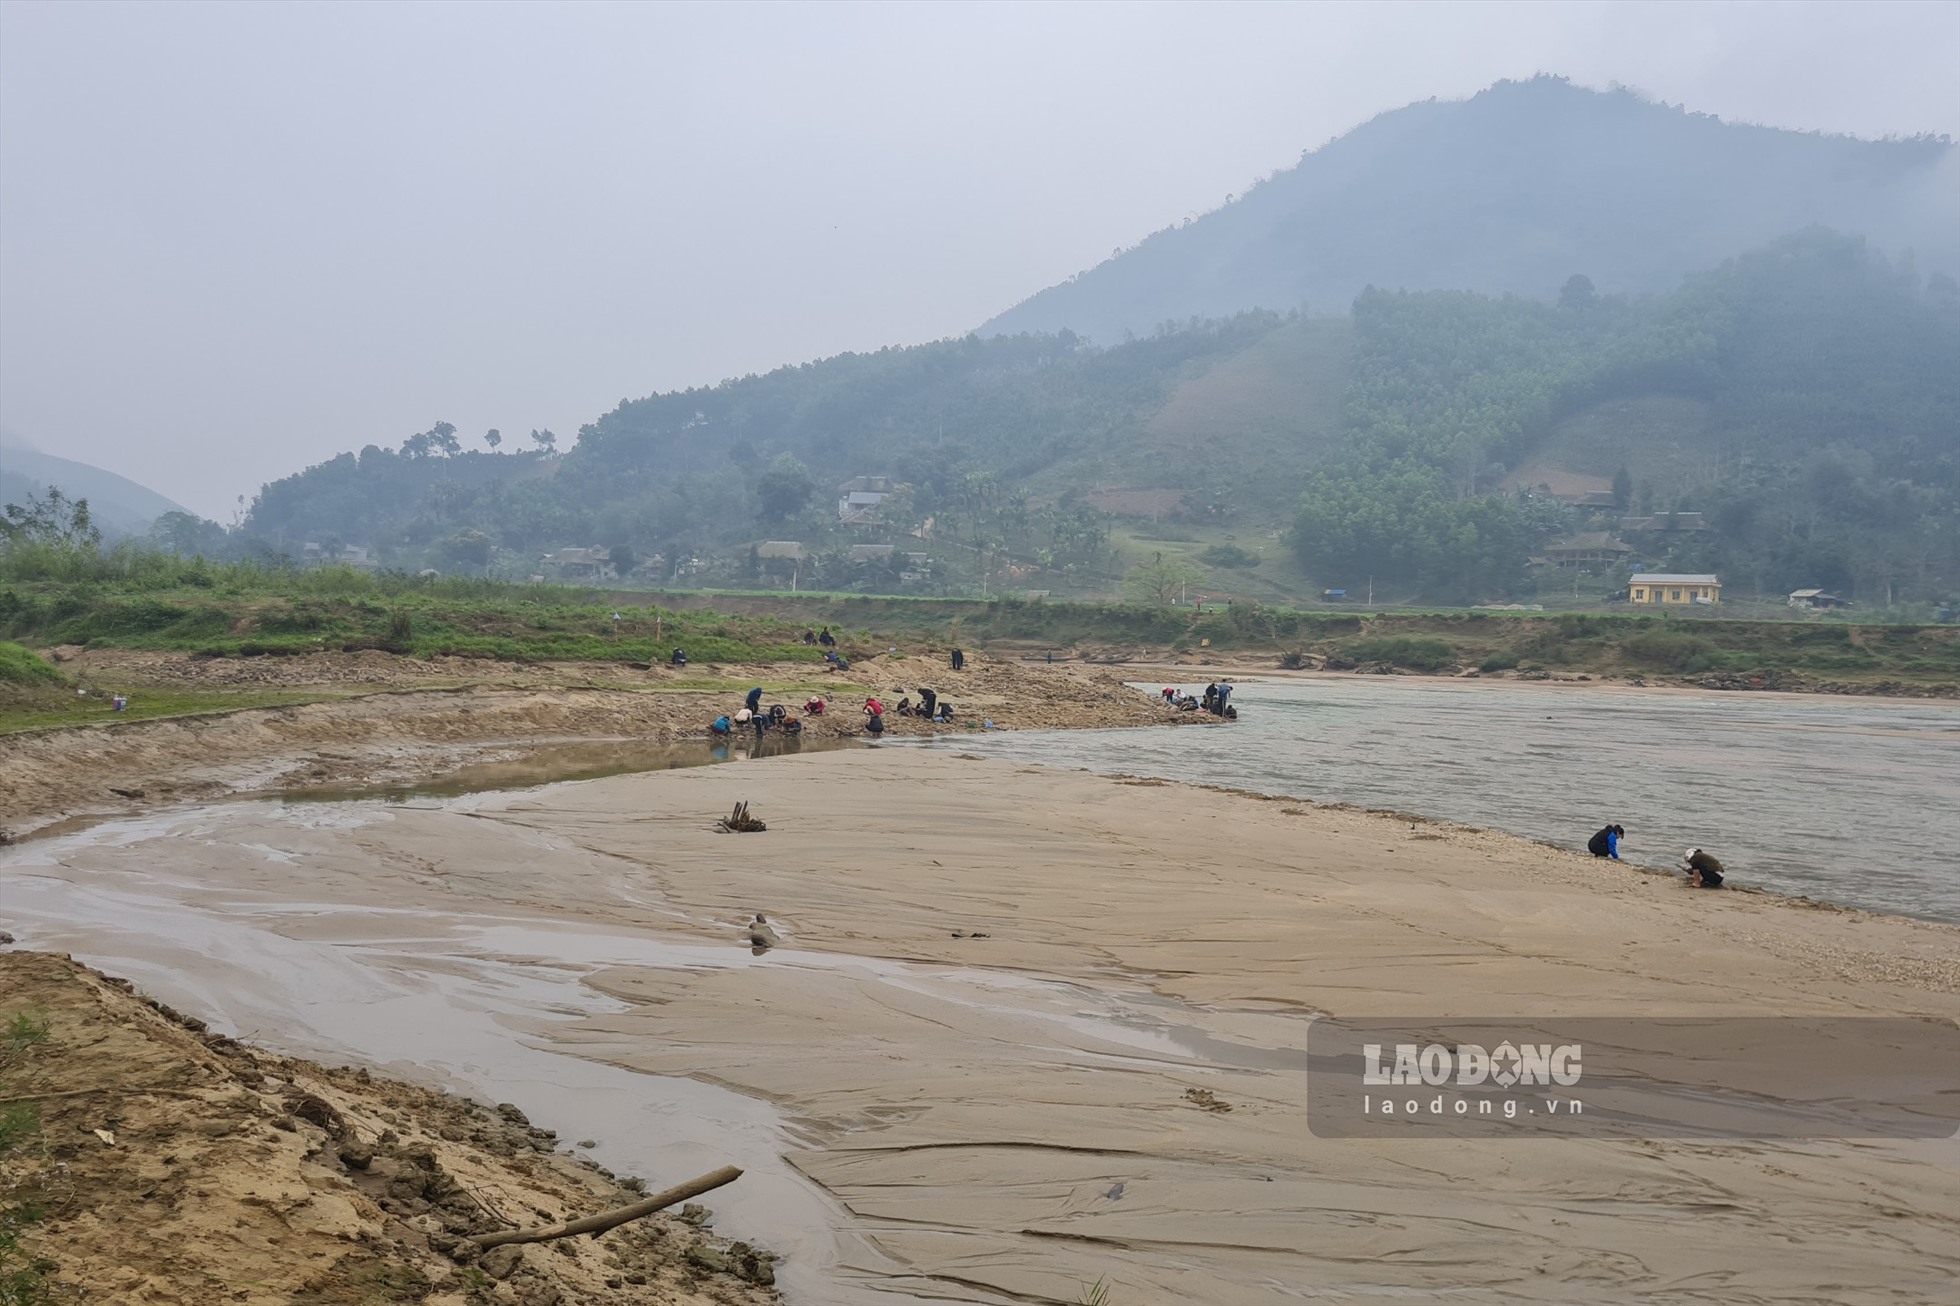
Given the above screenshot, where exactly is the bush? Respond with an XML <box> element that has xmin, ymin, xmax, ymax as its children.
<box><xmin>1342</xmin><ymin>636</ymin><xmax>1456</xmax><ymax>672</ymax></box>
<box><xmin>0</xmin><ymin>643</ymin><xmax>60</xmax><ymax>688</ymax></box>
<box><xmin>1198</xmin><ymin>544</ymin><xmax>1261</xmax><ymax>569</ymax></box>
<box><xmin>1621</xmin><ymin>631</ymin><xmax>1712</xmax><ymax>672</ymax></box>
<box><xmin>1478</xmin><ymin>653</ymin><xmax>1518</xmax><ymax>672</ymax></box>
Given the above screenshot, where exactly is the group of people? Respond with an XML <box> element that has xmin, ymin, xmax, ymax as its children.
<box><xmin>1159</xmin><ymin>682</ymin><xmax>1237</xmax><ymax>720</ymax></box>
<box><xmin>800</xmin><ymin>628</ymin><xmax>838</xmax><ymax>648</ymax></box>
<box><xmin>859</xmin><ymin>689</ymin><xmax>956</xmax><ymax>735</ymax></box>
<box><xmin>709</xmin><ymin>683</ymin><xmax>967</xmax><ymax>741</ymax></box>
<box><xmin>1588</xmin><ymin>823</ymin><xmax>1726</xmax><ymax>888</ymax></box>
<box><xmin>711</xmin><ymin>685</ymin><xmax>808</xmax><ymax>741</ymax></box>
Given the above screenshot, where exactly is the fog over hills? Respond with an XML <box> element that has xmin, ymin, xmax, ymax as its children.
<box><xmin>983</xmin><ymin>77</ymin><xmax>1959</xmax><ymax>343</ymax></box>
<box><xmin>0</xmin><ymin>437</ymin><xmax>189</xmax><ymax>539</ymax></box>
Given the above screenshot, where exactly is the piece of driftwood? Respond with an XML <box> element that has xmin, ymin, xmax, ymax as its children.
<box><xmin>468</xmin><ymin>1164</ymin><xmax>742</xmax><ymax>1250</ymax></box>
<box><xmin>716</xmin><ymin>801</ymin><xmax>766</xmax><ymax>833</ymax></box>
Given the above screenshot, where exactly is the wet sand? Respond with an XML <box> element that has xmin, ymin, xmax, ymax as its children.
<box><xmin>9</xmin><ymin>748</ymin><xmax>1958</xmax><ymax>1304</ymax></box>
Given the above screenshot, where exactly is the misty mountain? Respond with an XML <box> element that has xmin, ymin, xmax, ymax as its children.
<box><xmin>982</xmin><ymin>77</ymin><xmax>1959</xmax><ymax>343</ymax></box>
<box><xmin>236</xmin><ymin>228</ymin><xmax>1958</xmax><ymax>603</ymax></box>
<box><xmin>0</xmin><ymin>440</ymin><xmax>190</xmax><ymax>539</ymax></box>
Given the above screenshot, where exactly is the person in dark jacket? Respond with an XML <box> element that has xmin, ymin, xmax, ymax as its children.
<box><xmin>1681</xmin><ymin>847</ymin><xmax>1725</xmax><ymax>888</ymax></box>
<box><xmin>818</xmin><ymin>627</ymin><xmax>835</xmax><ymax>647</ymax></box>
<box><xmin>951</xmin><ymin>647</ymin><xmax>965</xmax><ymax>670</ymax></box>
<box><xmin>745</xmin><ymin>686</ymin><xmax>764</xmax><ymax>715</ymax></box>
<box><xmin>917</xmin><ymin>687</ymin><xmax>938</xmax><ymax>719</ymax></box>
<box><xmin>1587</xmin><ymin>824</ymin><xmax>1624</xmax><ymax>860</ymax></box>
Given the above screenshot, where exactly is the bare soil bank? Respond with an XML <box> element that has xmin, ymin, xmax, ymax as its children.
<box><xmin>0</xmin><ymin>648</ymin><xmax>1183</xmax><ymax>834</ymax></box>
<box><xmin>0</xmin><ymin>949</ymin><xmax>779</xmax><ymax>1306</ymax></box>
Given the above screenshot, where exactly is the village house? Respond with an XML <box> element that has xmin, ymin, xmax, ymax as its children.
<box><xmin>754</xmin><ymin>541</ymin><xmax>806</xmax><ymax>563</ymax></box>
<box><xmin>1628</xmin><ymin>573</ymin><xmax>1721</xmax><ymax>605</ymax></box>
<box><xmin>540</xmin><ymin>546</ymin><xmax>614</xmax><ymax>580</ymax></box>
<box><xmin>1539</xmin><ymin>532</ymin><xmax>1633</xmax><ymax>570</ymax></box>
<box><xmin>300</xmin><ymin>542</ymin><xmax>379</xmax><ymax>570</ymax></box>
<box><xmin>1787</xmin><ymin>588</ymin><xmax>1850</xmax><ymax>610</ymax></box>
<box><xmin>837</xmin><ymin>476</ymin><xmax>896</xmax><ymax>523</ymax></box>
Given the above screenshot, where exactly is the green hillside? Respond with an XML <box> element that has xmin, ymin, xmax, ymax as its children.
<box><xmin>983</xmin><ymin>76</ymin><xmax>1958</xmax><ymax>343</ymax></box>
<box><xmin>1292</xmin><ymin>230</ymin><xmax>1959</xmax><ymax>605</ymax></box>
<box><xmin>214</xmin><ymin>230</ymin><xmax>1957</xmax><ymax>612</ymax></box>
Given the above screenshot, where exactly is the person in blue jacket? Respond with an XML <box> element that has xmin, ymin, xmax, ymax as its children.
<box><xmin>710</xmin><ymin>715</ymin><xmax>732</xmax><ymax>738</ymax></box>
<box><xmin>745</xmin><ymin>686</ymin><xmax>764</xmax><ymax>715</ymax></box>
<box><xmin>1587</xmin><ymin>824</ymin><xmax>1625</xmax><ymax>859</ymax></box>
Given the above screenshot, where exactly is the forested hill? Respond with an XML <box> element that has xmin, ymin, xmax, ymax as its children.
<box><xmin>983</xmin><ymin>77</ymin><xmax>1958</xmax><ymax>343</ymax></box>
<box><xmin>232</xmin><ymin>230</ymin><xmax>1957</xmax><ymax>607</ymax></box>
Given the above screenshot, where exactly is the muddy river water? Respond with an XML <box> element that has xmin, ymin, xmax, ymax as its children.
<box><xmin>924</xmin><ymin>676</ymin><xmax>1960</xmax><ymax>922</ymax></box>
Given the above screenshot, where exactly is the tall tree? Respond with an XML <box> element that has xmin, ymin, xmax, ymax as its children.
<box><xmin>755</xmin><ymin>454</ymin><xmax>815</xmax><ymax>521</ymax></box>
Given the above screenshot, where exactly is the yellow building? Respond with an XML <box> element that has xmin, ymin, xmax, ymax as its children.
<box><xmin>1629</xmin><ymin>573</ymin><xmax>1721</xmax><ymax>605</ymax></box>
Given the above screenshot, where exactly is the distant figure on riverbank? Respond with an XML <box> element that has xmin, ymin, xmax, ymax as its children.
<box><xmin>1681</xmin><ymin>847</ymin><xmax>1726</xmax><ymax>888</ymax></box>
<box><xmin>934</xmin><ymin>700</ymin><xmax>954</xmax><ymax>723</ymax></box>
<box><xmin>801</xmin><ymin>629</ymin><xmax>817</xmax><ymax>645</ymax></box>
<box><xmin>671</xmin><ymin>647</ymin><xmax>687</xmax><ymax>667</ymax></box>
<box><xmin>917</xmin><ymin>688</ymin><xmax>938</xmax><ymax>719</ymax></box>
<box><xmin>1588</xmin><ymin>824</ymin><xmax>1625</xmax><ymax>860</ymax></box>
<box><xmin>804</xmin><ymin>696</ymin><xmax>826</xmax><ymax>716</ymax></box>
<box><xmin>866</xmin><ymin>712</ymin><xmax>885</xmax><ymax>736</ymax></box>
<box><xmin>710</xmin><ymin>715</ymin><xmax>732</xmax><ymax>738</ymax></box>
<box><xmin>819</xmin><ymin>627</ymin><xmax>835</xmax><ymax>648</ymax></box>
<box><xmin>951</xmin><ymin>647</ymin><xmax>965</xmax><ymax>670</ymax></box>
<box><xmin>745</xmin><ymin>686</ymin><xmax>764</xmax><ymax>715</ymax></box>
<box><xmin>895</xmin><ymin>696</ymin><xmax>914</xmax><ymax>716</ymax></box>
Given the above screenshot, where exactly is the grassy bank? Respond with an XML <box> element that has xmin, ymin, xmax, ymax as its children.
<box><xmin>4</xmin><ymin>545</ymin><xmax>1954</xmax><ymax>696</ymax></box>
<box><xmin>625</xmin><ymin>594</ymin><xmax>1958</xmax><ymax>693</ymax></box>
<box><xmin>1</xmin><ymin>642</ymin><xmax>336</xmax><ymax>734</ymax></box>
<box><xmin>0</xmin><ymin>552</ymin><xmax>833</xmax><ymax>666</ymax></box>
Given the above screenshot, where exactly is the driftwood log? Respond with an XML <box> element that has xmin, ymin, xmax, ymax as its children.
<box><xmin>716</xmin><ymin>801</ymin><xmax>766</xmax><ymax>833</ymax></box>
<box><xmin>467</xmin><ymin>1164</ymin><xmax>742</xmax><ymax>1250</ymax></box>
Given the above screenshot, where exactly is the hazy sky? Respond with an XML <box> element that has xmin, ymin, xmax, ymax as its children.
<box><xmin>3</xmin><ymin>0</ymin><xmax>1957</xmax><ymax>520</ymax></box>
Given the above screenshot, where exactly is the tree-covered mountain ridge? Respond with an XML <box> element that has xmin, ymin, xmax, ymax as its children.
<box><xmin>226</xmin><ymin>229</ymin><xmax>1956</xmax><ymax>608</ymax></box>
<box><xmin>983</xmin><ymin>76</ymin><xmax>1957</xmax><ymax>344</ymax></box>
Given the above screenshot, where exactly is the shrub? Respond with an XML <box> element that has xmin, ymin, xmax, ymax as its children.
<box><xmin>1478</xmin><ymin>653</ymin><xmax>1518</xmax><ymax>672</ymax></box>
<box><xmin>1342</xmin><ymin>636</ymin><xmax>1456</xmax><ymax>672</ymax></box>
<box><xmin>1198</xmin><ymin>544</ymin><xmax>1261</xmax><ymax>569</ymax></box>
<box><xmin>1621</xmin><ymin>631</ymin><xmax>1711</xmax><ymax>672</ymax></box>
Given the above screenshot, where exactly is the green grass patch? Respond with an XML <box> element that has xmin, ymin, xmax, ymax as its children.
<box><xmin>0</xmin><ymin>643</ymin><xmax>60</xmax><ymax>688</ymax></box>
<box><xmin>0</xmin><ymin>686</ymin><xmax>337</xmax><ymax>736</ymax></box>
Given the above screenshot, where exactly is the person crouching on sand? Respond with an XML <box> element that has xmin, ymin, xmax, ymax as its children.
<box><xmin>710</xmin><ymin>714</ymin><xmax>732</xmax><ymax>738</ymax></box>
<box><xmin>1681</xmin><ymin>847</ymin><xmax>1725</xmax><ymax>888</ymax></box>
<box><xmin>804</xmin><ymin>695</ymin><xmax>826</xmax><ymax>716</ymax></box>
<box><xmin>1588</xmin><ymin>824</ymin><xmax>1624</xmax><ymax>860</ymax></box>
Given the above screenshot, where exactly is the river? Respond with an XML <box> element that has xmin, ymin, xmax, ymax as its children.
<box><xmin>903</xmin><ymin>675</ymin><xmax>1960</xmax><ymax>922</ymax></box>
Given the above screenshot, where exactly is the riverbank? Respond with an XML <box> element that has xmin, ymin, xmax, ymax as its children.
<box><xmin>0</xmin><ymin>647</ymin><xmax>1180</xmax><ymax>836</ymax></box>
<box><xmin>0</xmin><ymin>948</ymin><xmax>781</xmax><ymax>1306</ymax></box>
<box><xmin>8</xmin><ymin>747</ymin><xmax>1957</xmax><ymax>1303</ymax></box>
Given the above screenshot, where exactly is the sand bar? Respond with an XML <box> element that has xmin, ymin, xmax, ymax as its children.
<box><xmin>10</xmin><ymin>745</ymin><xmax>1958</xmax><ymax>1304</ymax></box>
